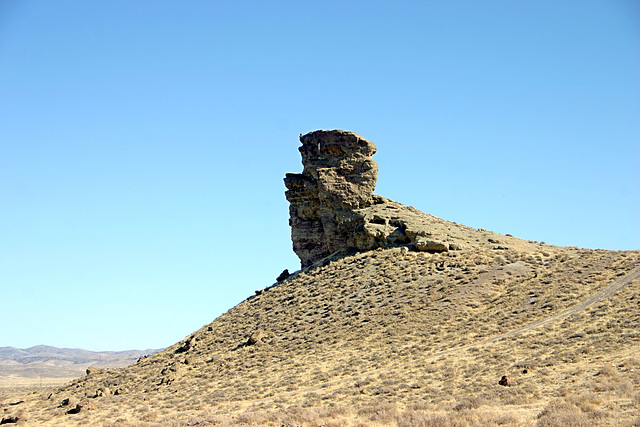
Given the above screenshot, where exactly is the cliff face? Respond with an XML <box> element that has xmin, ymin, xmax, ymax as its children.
<box><xmin>284</xmin><ymin>130</ymin><xmax>379</xmax><ymax>267</ymax></box>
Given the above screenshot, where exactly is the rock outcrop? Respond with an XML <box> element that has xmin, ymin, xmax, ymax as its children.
<box><xmin>284</xmin><ymin>130</ymin><xmax>379</xmax><ymax>267</ymax></box>
<box><xmin>285</xmin><ymin>130</ymin><xmax>459</xmax><ymax>267</ymax></box>
<box><xmin>285</xmin><ymin>130</ymin><xmax>535</xmax><ymax>267</ymax></box>
<box><xmin>498</xmin><ymin>375</ymin><xmax>515</xmax><ymax>387</ymax></box>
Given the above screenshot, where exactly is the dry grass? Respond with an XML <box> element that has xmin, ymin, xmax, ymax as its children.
<box><xmin>2</xmin><ymin>240</ymin><xmax>639</xmax><ymax>426</ymax></box>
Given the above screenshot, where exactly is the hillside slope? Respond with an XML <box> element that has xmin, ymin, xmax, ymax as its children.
<box><xmin>5</xmin><ymin>224</ymin><xmax>639</xmax><ymax>426</ymax></box>
<box><xmin>3</xmin><ymin>131</ymin><xmax>638</xmax><ymax>426</ymax></box>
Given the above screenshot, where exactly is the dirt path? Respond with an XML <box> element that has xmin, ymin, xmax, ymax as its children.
<box><xmin>481</xmin><ymin>264</ymin><xmax>640</xmax><ymax>345</ymax></box>
<box><xmin>241</xmin><ymin>264</ymin><xmax>640</xmax><ymax>404</ymax></box>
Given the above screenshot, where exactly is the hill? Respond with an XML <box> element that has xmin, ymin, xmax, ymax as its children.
<box><xmin>0</xmin><ymin>346</ymin><xmax>157</xmax><ymax>385</ymax></box>
<box><xmin>2</xmin><ymin>131</ymin><xmax>638</xmax><ymax>426</ymax></box>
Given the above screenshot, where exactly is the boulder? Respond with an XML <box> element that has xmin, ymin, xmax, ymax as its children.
<box><xmin>416</xmin><ymin>239</ymin><xmax>449</xmax><ymax>252</ymax></box>
<box><xmin>59</xmin><ymin>397</ymin><xmax>78</xmax><ymax>407</ymax></box>
<box><xmin>86</xmin><ymin>366</ymin><xmax>103</xmax><ymax>376</ymax></box>
<box><xmin>95</xmin><ymin>387</ymin><xmax>111</xmax><ymax>397</ymax></box>
<box><xmin>498</xmin><ymin>375</ymin><xmax>514</xmax><ymax>386</ymax></box>
<box><xmin>276</xmin><ymin>269</ymin><xmax>290</xmax><ymax>282</ymax></box>
<box><xmin>247</xmin><ymin>330</ymin><xmax>267</xmax><ymax>346</ymax></box>
<box><xmin>159</xmin><ymin>361</ymin><xmax>184</xmax><ymax>385</ymax></box>
<box><xmin>175</xmin><ymin>336</ymin><xmax>193</xmax><ymax>354</ymax></box>
<box><xmin>66</xmin><ymin>404</ymin><xmax>83</xmax><ymax>415</ymax></box>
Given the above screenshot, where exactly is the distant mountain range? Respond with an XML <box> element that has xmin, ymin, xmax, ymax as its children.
<box><xmin>0</xmin><ymin>345</ymin><xmax>159</xmax><ymax>380</ymax></box>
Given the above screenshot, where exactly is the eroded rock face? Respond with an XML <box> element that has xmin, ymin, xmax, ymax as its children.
<box><xmin>284</xmin><ymin>130</ymin><xmax>378</xmax><ymax>267</ymax></box>
<box><xmin>285</xmin><ymin>129</ymin><xmax>516</xmax><ymax>267</ymax></box>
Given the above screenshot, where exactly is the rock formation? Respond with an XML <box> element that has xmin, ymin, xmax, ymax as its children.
<box><xmin>285</xmin><ymin>130</ymin><xmax>476</xmax><ymax>268</ymax></box>
<box><xmin>284</xmin><ymin>130</ymin><xmax>379</xmax><ymax>267</ymax></box>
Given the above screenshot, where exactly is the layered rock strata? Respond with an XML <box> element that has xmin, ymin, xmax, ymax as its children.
<box><xmin>284</xmin><ymin>130</ymin><xmax>378</xmax><ymax>267</ymax></box>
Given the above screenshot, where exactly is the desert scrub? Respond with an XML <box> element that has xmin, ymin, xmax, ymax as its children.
<box><xmin>396</xmin><ymin>408</ymin><xmax>523</xmax><ymax>427</ymax></box>
<box><xmin>357</xmin><ymin>402</ymin><xmax>398</xmax><ymax>423</ymax></box>
<box><xmin>396</xmin><ymin>411</ymin><xmax>450</xmax><ymax>427</ymax></box>
<box><xmin>536</xmin><ymin>399</ymin><xmax>599</xmax><ymax>427</ymax></box>
<box><xmin>453</xmin><ymin>395</ymin><xmax>488</xmax><ymax>411</ymax></box>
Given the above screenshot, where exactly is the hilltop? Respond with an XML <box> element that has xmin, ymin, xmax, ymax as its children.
<box><xmin>2</xmin><ymin>131</ymin><xmax>638</xmax><ymax>426</ymax></box>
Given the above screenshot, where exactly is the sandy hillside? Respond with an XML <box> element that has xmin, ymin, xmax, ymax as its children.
<box><xmin>2</xmin><ymin>220</ymin><xmax>638</xmax><ymax>426</ymax></box>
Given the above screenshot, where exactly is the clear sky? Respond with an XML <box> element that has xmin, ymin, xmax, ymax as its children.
<box><xmin>1</xmin><ymin>1</ymin><xmax>638</xmax><ymax>352</ymax></box>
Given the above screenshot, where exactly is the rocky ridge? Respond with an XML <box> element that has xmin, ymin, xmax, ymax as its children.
<box><xmin>285</xmin><ymin>130</ymin><xmax>527</xmax><ymax>268</ymax></box>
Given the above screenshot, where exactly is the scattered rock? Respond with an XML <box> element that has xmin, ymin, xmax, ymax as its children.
<box><xmin>498</xmin><ymin>375</ymin><xmax>514</xmax><ymax>386</ymax></box>
<box><xmin>59</xmin><ymin>397</ymin><xmax>78</xmax><ymax>407</ymax></box>
<box><xmin>276</xmin><ymin>269</ymin><xmax>290</xmax><ymax>282</ymax></box>
<box><xmin>66</xmin><ymin>404</ymin><xmax>83</xmax><ymax>415</ymax></box>
<box><xmin>159</xmin><ymin>376</ymin><xmax>175</xmax><ymax>386</ymax></box>
<box><xmin>247</xmin><ymin>330</ymin><xmax>267</xmax><ymax>346</ymax></box>
<box><xmin>86</xmin><ymin>366</ymin><xmax>103</xmax><ymax>376</ymax></box>
<box><xmin>95</xmin><ymin>387</ymin><xmax>111</xmax><ymax>397</ymax></box>
<box><xmin>175</xmin><ymin>336</ymin><xmax>194</xmax><ymax>354</ymax></box>
<box><xmin>416</xmin><ymin>239</ymin><xmax>449</xmax><ymax>252</ymax></box>
<box><xmin>0</xmin><ymin>415</ymin><xmax>19</xmax><ymax>424</ymax></box>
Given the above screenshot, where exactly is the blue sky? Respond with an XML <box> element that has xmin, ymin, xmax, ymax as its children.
<box><xmin>1</xmin><ymin>0</ymin><xmax>638</xmax><ymax>351</ymax></box>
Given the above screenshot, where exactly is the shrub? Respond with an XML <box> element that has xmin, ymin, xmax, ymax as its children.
<box><xmin>536</xmin><ymin>400</ymin><xmax>597</xmax><ymax>427</ymax></box>
<box><xmin>453</xmin><ymin>396</ymin><xmax>488</xmax><ymax>411</ymax></box>
<box><xmin>357</xmin><ymin>402</ymin><xmax>398</xmax><ymax>423</ymax></box>
<box><xmin>396</xmin><ymin>411</ymin><xmax>449</xmax><ymax>427</ymax></box>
